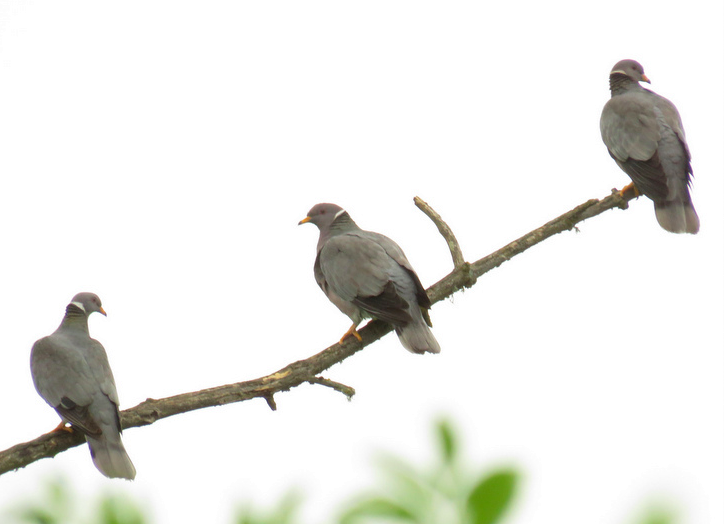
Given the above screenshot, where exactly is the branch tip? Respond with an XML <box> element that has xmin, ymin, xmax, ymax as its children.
<box><xmin>264</xmin><ymin>394</ymin><xmax>277</xmax><ymax>411</ymax></box>
<box><xmin>414</xmin><ymin>196</ymin><xmax>466</xmax><ymax>268</ymax></box>
<box><xmin>308</xmin><ymin>376</ymin><xmax>356</xmax><ymax>401</ymax></box>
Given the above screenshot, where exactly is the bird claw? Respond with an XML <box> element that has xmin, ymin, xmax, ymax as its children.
<box><xmin>50</xmin><ymin>421</ymin><xmax>74</xmax><ymax>434</ymax></box>
<box><xmin>339</xmin><ymin>325</ymin><xmax>363</xmax><ymax>344</ymax></box>
<box><xmin>617</xmin><ymin>183</ymin><xmax>640</xmax><ymax>198</ymax></box>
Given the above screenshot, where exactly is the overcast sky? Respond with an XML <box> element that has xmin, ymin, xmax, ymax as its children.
<box><xmin>0</xmin><ymin>2</ymin><xmax>722</xmax><ymax>523</ymax></box>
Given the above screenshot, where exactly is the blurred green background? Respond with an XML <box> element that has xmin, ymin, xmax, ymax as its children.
<box><xmin>3</xmin><ymin>419</ymin><xmax>675</xmax><ymax>524</ymax></box>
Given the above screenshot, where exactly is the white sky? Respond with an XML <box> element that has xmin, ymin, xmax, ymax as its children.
<box><xmin>0</xmin><ymin>2</ymin><xmax>722</xmax><ymax>523</ymax></box>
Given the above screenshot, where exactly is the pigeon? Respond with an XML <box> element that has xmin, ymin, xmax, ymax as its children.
<box><xmin>30</xmin><ymin>292</ymin><xmax>136</xmax><ymax>480</ymax></box>
<box><xmin>600</xmin><ymin>59</ymin><xmax>699</xmax><ymax>234</ymax></box>
<box><xmin>299</xmin><ymin>203</ymin><xmax>440</xmax><ymax>354</ymax></box>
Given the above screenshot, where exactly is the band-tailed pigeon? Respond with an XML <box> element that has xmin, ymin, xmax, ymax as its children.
<box><xmin>600</xmin><ymin>59</ymin><xmax>699</xmax><ymax>234</ymax></box>
<box><xmin>300</xmin><ymin>203</ymin><xmax>440</xmax><ymax>354</ymax></box>
<box><xmin>30</xmin><ymin>292</ymin><xmax>136</xmax><ymax>480</ymax></box>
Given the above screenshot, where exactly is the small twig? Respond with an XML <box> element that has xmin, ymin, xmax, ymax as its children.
<box><xmin>414</xmin><ymin>196</ymin><xmax>466</xmax><ymax>268</ymax></box>
<box><xmin>307</xmin><ymin>377</ymin><xmax>356</xmax><ymax>400</ymax></box>
<box><xmin>425</xmin><ymin>186</ymin><xmax>637</xmax><ymax>305</ymax></box>
<box><xmin>263</xmin><ymin>394</ymin><xmax>277</xmax><ymax>411</ymax></box>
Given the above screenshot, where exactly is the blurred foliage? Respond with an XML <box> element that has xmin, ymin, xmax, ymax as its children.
<box><xmin>94</xmin><ymin>493</ymin><xmax>149</xmax><ymax>524</ymax></box>
<box><xmin>4</xmin><ymin>477</ymin><xmax>148</xmax><ymax>524</ymax></box>
<box><xmin>234</xmin><ymin>490</ymin><xmax>303</xmax><ymax>524</ymax></box>
<box><xmin>1</xmin><ymin>419</ymin><xmax>679</xmax><ymax>524</ymax></box>
<box><xmin>7</xmin><ymin>479</ymin><xmax>73</xmax><ymax>524</ymax></box>
<box><xmin>338</xmin><ymin>418</ymin><xmax>518</xmax><ymax>524</ymax></box>
<box><xmin>634</xmin><ymin>504</ymin><xmax>678</xmax><ymax>524</ymax></box>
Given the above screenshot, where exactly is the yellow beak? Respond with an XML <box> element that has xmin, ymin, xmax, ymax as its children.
<box><xmin>298</xmin><ymin>216</ymin><xmax>311</xmax><ymax>225</ymax></box>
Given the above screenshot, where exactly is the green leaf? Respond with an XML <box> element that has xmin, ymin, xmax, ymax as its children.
<box><xmin>375</xmin><ymin>453</ymin><xmax>432</xmax><ymax>494</ymax></box>
<box><xmin>10</xmin><ymin>478</ymin><xmax>73</xmax><ymax>524</ymax></box>
<box><xmin>637</xmin><ymin>506</ymin><xmax>677</xmax><ymax>524</ymax></box>
<box><xmin>232</xmin><ymin>490</ymin><xmax>302</xmax><ymax>524</ymax></box>
<box><xmin>268</xmin><ymin>490</ymin><xmax>303</xmax><ymax>524</ymax></box>
<box><xmin>232</xmin><ymin>506</ymin><xmax>255</xmax><ymax>524</ymax></box>
<box><xmin>95</xmin><ymin>495</ymin><xmax>148</xmax><ymax>524</ymax></box>
<box><xmin>16</xmin><ymin>508</ymin><xmax>57</xmax><ymax>524</ymax></box>
<box><xmin>466</xmin><ymin>469</ymin><xmax>518</xmax><ymax>524</ymax></box>
<box><xmin>436</xmin><ymin>419</ymin><xmax>457</xmax><ymax>465</ymax></box>
<box><xmin>339</xmin><ymin>497</ymin><xmax>419</xmax><ymax>524</ymax></box>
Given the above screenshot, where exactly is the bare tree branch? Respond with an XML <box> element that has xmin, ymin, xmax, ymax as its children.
<box><xmin>414</xmin><ymin>196</ymin><xmax>466</xmax><ymax>268</ymax></box>
<box><xmin>0</xmin><ymin>187</ymin><xmax>636</xmax><ymax>476</ymax></box>
<box><xmin>307</xmin><ymin>377</ymin><xmax>356</xmax><ymax>400</ymax></box>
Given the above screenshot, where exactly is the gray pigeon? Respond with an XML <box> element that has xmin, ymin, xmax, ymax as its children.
<box><xmin>600</xmin><ymin>59</ymin><xmax>699</xmax><ymax>234</ymax></box>
<box><xmin>30</xmin><ymin>292</ymin><xmax>136</xmax><ymax>480</ymax></box>
<box><xmin>300</xmin><ymin>203</ymin><xmax>440</xmax><ymax>354</ymax></box>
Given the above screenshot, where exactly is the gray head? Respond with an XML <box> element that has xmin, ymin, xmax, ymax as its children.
<box><xmin>68</xmin><ymin>292</ymin><xmax>107</xmax><ymax>317</ymax></box>
<box><xmin>609</xmin><ymin>59</ymin><xmax>650</xmax><ymax>84</ymax></box>
<box><xmin>299</xmin><ymin>203</ymin><xmax>350</xmax><ymax>231</ymax></box>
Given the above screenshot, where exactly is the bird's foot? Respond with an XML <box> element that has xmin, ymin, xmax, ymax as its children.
<box><xmin>617</xmin><ymin>183</ymin><xmax>641</xmax><ymax>198</ymax></box>
<box><xmin>339</xmin><ymin>324</ymin><xmax>362</xmax><ymax>344</ymax></box>
<box><xmin>50</xmin><ymin>421</ymin><xmax>73</xmax><ymax>434</ymax></box>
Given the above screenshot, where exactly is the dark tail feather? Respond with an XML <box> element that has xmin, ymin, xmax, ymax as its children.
<box><xmin>87</xmin><ymin>433</ymin><xmax>136</xmax><ymax>480</ymax></box>
<box><xmin>654</xmin><ymin>201</ymin><xmax>699</xmax><ymax>234</ymax></box>
<box><xmin>397</xmin><ymin>322</ymin><xmax>441</xmax><ymax>354</ymax></box>
<box><xmin>396</xmin><ymin>306</ymin><xmax>441</xmax><ymax>354</ymax></box>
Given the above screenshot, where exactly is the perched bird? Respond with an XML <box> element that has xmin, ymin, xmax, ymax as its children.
<box><xmin>30</xmin><ymin>292</ymin><xmax>136</xmax><ymax>480</ymax></box>
<box><xmin>299</xmin><ymin>203</ymin><xmax>440</xmax><ymax>354</ymax></box>
<box><xmin>600</xmin><ymin>59</ymin><xmax>699</xmax><ymax>234</ymax></box>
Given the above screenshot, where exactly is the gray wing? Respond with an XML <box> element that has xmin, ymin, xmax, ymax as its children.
<box><xmin>83</xmin><ymin>337</ymin><xmax>123</xmax><ymax>433</ymax></box>
<box><xmin>601</xmin><ymin>92</ymin><xmax>660</xmax><ymax>162</ymax></box>
<box><xmin>319</xmin><ymin>232</ymin><xmax>416</xmax><ymax>326</ymax></box>
<box><xmin>650</xmin><ymin>92</ymin><xmax>693</xmax><ymax>189</ymax></box>
<box><xmin>601</xmin><ymin>91</ymin><xmax>670</xmax><ymax>200</ymax></box>
<box><xmin>366</xmin><ymin>231</ymin><xmax>431</xmax><ymax>312</ymax></box>
<box><xmin>84</xmin><ymin>337</ymin><xmax>121</xmax><ymax>406</ymax></box>
<box><xmin>31</xmin><ymin>334</ymin><xmax>121</xmax><ymax>437</ymax></box>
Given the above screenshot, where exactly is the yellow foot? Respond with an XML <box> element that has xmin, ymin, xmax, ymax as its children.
<box><xmin>618</xmin><ymin>182</ymin><xmax>641</xmax><ymax>198</ymax></box>
<box><xmin>51</xmin><ymin>421</ymin><xmax>73</xmax><ymax>434</ymax></box>
<box><xmin>339</xmin><ymin>324</ymin><xmax>363</xmax><ymax>344</ymax></box>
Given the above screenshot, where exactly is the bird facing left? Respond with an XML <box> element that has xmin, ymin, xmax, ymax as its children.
<box><xmin>30</xmin><ymin>292</ymin><xmax>136</xmax><ymax>480</ymax></box>
<box><xmin>299</xmin><ymin>203</ymin><xmax>440</xmax><ymax>354</ymax></box>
